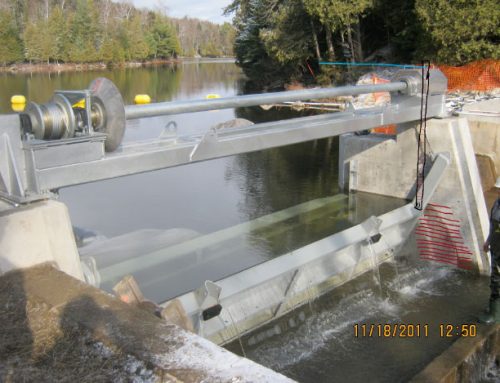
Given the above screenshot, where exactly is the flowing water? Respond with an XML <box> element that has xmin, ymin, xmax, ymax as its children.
<box><xmin>0</xmin><ymin>61</ymin><xmax>491</xmax><ymax>381</ymax></box>
<box><xmin>226</xmin><ymin>261</ymin><xmax>490</xmax><ymax>382</ymax></box>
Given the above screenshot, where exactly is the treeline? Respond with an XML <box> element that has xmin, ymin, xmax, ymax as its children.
<box><xmin>172</xmin><ymin>17</ymin><xmax>235</xmax><ymax>58</ymax></box>
<box><xmin>0</xmin><ymin>0</ymin><xmax>235</xmax><ymax>66</ymax></box>
<box><xmin>225</xmin><ymin>0</ymin><xmax>500</xmax><ymax>87</ymax></box>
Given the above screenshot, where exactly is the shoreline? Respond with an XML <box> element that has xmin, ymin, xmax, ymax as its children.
<box><xmin>0</xmin><ymin>57</ymin><xmax>236</xmax><ymax>74</ymax></box>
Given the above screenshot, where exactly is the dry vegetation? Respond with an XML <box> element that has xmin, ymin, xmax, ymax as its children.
<box><xmin>0</xmin><ymin>270</ymin><xmax>156</xmax><ymax>382</ymax></box>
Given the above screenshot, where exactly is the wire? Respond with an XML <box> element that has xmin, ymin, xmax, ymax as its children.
<box><xmin>415</xmin><ymin>60</ymin><xmax>431</xmax><ymax>211</ymax></box>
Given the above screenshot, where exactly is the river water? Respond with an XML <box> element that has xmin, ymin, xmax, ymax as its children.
<box><xmin>0</xmin><ymin>61</ymin><xmax>492</xmax><ymax>382</ymax></box>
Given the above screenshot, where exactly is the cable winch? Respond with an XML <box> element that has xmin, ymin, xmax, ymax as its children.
<box><xmin>21</xmin><ymin>78</ymin><xmax>125</xmax><ymax>152</ymax></box>
<box><xmin>0</xmin><ymin>69</ymin><xmax>447</xmax><ymax>204</ymax></box>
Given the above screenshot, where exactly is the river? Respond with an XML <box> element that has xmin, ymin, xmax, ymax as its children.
<box><xmin>0</xmin><ymin>61</ymin><xmax>492</xmax><ymax>382</ymax></box>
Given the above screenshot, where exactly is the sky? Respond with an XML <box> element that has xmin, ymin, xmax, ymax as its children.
<box><xmin>131</xmin><ymin>0</ymin><xmax>233</xmax><ymax>24</ymax></box>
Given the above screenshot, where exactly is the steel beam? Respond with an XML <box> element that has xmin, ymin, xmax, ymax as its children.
<box><xmin>35</xmin><ymin>94</ymin><xmax>445</xmax><ymax>191</ymax></box>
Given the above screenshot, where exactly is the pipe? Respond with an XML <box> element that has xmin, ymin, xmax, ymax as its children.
<box><xmin>125</xmin><ymin>82</ymin><xmax>408</xmax><ymax>120</ymax></box>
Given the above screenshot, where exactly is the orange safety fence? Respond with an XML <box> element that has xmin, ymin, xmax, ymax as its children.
<box><xmin>437</xmin><ymin>59</ymin><xmax>500</xmax><ymax>92</ymax></box>
<box><xmin>373</xmin><ymin>59</ymin><xmax>499</xmax><ymax>134</ymax></box>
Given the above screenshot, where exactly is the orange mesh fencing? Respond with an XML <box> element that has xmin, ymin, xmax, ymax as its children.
<box><xmin>373</xmin><ymin>60</ymin><xmax>499</xmax><ymax>134</ymax></box>
<box><xmin>437</xmin><ymin>59</ymin><xmax>500</xmax><ymax>92</ymax></box>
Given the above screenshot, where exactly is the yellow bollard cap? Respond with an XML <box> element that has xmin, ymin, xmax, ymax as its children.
<box><xmin>11</xmin><ymin>95</ymin><xmax>26</xmax><ymax>104</ymax></box>
<box><xmin>11</xmin><ymin>103</ymin><xmax>26</xmax><ymax>112</ymax></box>
<box><xmin>134</xmin><ymin>94</ymin><xmax>151</xmax><ymax>104</ymax></box>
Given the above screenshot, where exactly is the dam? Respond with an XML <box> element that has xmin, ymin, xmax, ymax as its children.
<box><xmin>0</xmin><ymin>65</ymin><xmax>499</xmax><ymax>382</ymax></box>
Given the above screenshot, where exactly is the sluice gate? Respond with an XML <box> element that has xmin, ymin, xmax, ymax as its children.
<box><xmin>0</xmin><ymin>68</ymin><xmax>495</xmax><ymax>380</ymax></box>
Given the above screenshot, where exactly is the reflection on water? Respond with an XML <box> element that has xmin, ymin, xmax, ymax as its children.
<box><xmin>26</xmin><ymin>61</ymin><xmax>406</xmax><ymax>302</ymax></box>
<box><xmin>0</xmin><ymin>61</ymin><xmax>241</xmax><ymax>113</ymax></box>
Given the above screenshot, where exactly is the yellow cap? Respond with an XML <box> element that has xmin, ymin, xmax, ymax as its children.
<box><xmin>11</xmin><ymin>103</ymin><xmax>26</xmax><ymax>112</ymax></box>
<box><xmin>206</xmin><ymin>93</ymin><xmax>221</xmax><ymax>99</ymax></box>
<box><xmin>11</xmin><ymin>95</ymin><xmax>26</xmax><ymax>105</ymax></box>
<box><xmin>134</xmin><ymin>94</ymin><xmax>151</xmax><ymax>104</ymax></box>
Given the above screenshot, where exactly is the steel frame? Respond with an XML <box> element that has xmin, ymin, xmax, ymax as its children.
<box><xmin>0</xmin><ymin>69</ymin><xmax>447</xmax><ymax>204</ymax></box>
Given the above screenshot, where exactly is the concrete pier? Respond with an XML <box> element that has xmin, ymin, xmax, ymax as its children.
<box><xmin>339</xmin><ymin>99</ymin><xmax>500</xmax><ymax>274</ymax></box>
<box><xmin>0</xmin><ymin>200</ymin><xmax>83</xmax><ymax>280</ymax></box>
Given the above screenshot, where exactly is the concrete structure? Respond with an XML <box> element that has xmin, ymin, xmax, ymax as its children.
<box><xmin>339</xmin><ymin>111</ymin><xmax>497</xmax><ymax>274</ymax></box>
<box><xmin>1</xmin><ymin>74</ymin><xmax>498</xmax><ymax>381</ymax></box>
<box><xmin>460</xmin><ymin>99</ymin><xmax>500</xmax><ymax>182</ymax></box>
<box><xmin>0</xmin><ymin>200</ymin><xmax>83</xmax><ymax>280</ymax></box>
<box><xmin>410</xmin><ymin>324</ymin><xmax>500</xmax><ymax>383</ymax></box>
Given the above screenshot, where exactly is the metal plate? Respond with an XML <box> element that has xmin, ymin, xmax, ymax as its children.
<box><xmin>89</xmin><ymin>78</ymin><xmax>126</xmax><ymax>152</ymax></box>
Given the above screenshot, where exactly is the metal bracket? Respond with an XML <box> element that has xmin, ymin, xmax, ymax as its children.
<box><xmin>0</xmin><ymin>133</ymin><xmax>25</xmax><ymax>199</ymax></box>
<box><xmin>194</xmin><ymin>280</ymin><xmax>222</xmax><ymax>324</ymax></box>
<box><xmin>189</xmin><ymin>127</ymin><xmax>219</xmax><ymax>161</ymax></box>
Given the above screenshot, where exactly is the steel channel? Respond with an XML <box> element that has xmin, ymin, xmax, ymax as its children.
<box><xmin>124</xmin><ymin>82</ymin><xmax>408</xmax><ymax>119</ymax></box>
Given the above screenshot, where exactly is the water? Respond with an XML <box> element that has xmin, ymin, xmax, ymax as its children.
<box><xmin>1</xmin><ymin>62</ymin><xmax>491</xmax><ymax>381</ymax></box>
<box><xmin>226</xmin><ymin>261</ymin><xmax>490</xmax><ymax>382</ymax></box>
<box><xmin>2</xmin><ymin>61</ymin><xmax>408</xmax><ymax>302</ymax></box>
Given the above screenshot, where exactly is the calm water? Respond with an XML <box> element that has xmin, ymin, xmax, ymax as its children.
<box><xmin>2</xmin><ymin>61</ymin><xmax>407</xmax><ymax>301</ymax></box>
<box><xmin>1</xmin><ymin>62</ymin><xmax>491</xmax><ymax>382</ymax></box>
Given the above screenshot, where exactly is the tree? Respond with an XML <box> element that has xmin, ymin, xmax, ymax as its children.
<box><xmin>303</xmin><ymin>0</ymin><xmax>373</xmax><ymax>61</ymax></box>
<box><xmin>415</xmin><ymin>0</ymin><xmax>500</xmax><ymax>64</ymax></box>
<box><xmin>259</xmin><ymin>1</ymin><xmax>313</xmax><ymax>64</ymax></box>
<box><xmin>67</xmin><ymin>0</ymin><xmax>100</xmax><ymax>62</ymax></box>
<box><xmin>0</xmin><ymin>10</ymin><xmax>23</xmax><ymax>64</ymax></box>
<box><xmin>148</xmin><ymin>16</ymin><xmax>180</xmax><ymax>59</ymax></box>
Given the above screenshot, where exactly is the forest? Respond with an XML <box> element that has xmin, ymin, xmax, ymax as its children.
<box><xmin>225</xmin><ymin>0</ymin><xmax>499</xmax><ymax>87</ymax></box>
<box><xmin>0</xmin><ymin>0</ymin><xmax>236</xmax><ymax>66</ymax></box>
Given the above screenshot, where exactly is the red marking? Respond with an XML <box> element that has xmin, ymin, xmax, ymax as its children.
<box><xmin>419</xmin><ymin>218</ymin><xmax>461</xmax><ymax>228</ymax></box>
<box><xmin>419</xmin><ymin>251</ymin><xmax>472</xmax><ymax>262</ymax></box>
<box><xmin>417</xmin><ymin>203</ymin><xmax>473</xmax><ymax>269</ymax></box>
<box><xmin>423</xmin><ymin>214</ymin><xmax>461</xmax><ymax>223</ymax></box>
<box><xmin>417</xmin><ymin>244</ymin><xmax>473</xmax><ymax>255</ymax></box>
<box><xmin>417</xmin><ymin>245</ymin><xmax>473</xmax><ymax>256</ymax></box>
<box><xmin>425</xmin><ymin>208</ymin><xmax>454</xmax><ymax>215</ymax></box>
<box><xmin>416</xmin><ymin>239</ymin><xmax>471</xmax><ymax>252</ymax></box>
<box><xmin>415</xmin><ymin>228</ymin><xmax>463</xmax><ymax>240</ymax></box>
<box><xmin>416</xmin><ymin>223</ymin><xmax>461</xmax><ymax>234</ymax></box>
<box><xmin>428</xmin><ymin>203</ymin><xmax>453</xmax><ymax>210</ymax></box>
<box><xmin>417</xmin><ymin>247</ymin><xmax>457</xmax><ymax>256</ymax></box>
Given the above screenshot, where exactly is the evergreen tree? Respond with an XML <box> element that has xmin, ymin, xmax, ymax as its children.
<box><xmin>415</xmin><ymin>0</ymin><xmax>500</xmax><ymax>64</ymax></box>
<box><xmin>67</xmin><ymin>0</ymin><xmax>100</xmax><ymax>62</ymax></box>
<box><xmin>0</xmin><ymin>10</ymin><xmax>23</xmax><ymax>64</ymax></box>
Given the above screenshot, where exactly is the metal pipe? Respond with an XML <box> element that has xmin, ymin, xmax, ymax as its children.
<box><xmin>125</xmin><ymin>81</ymin><xmax>408</xmax><ymax>120</ymax></box>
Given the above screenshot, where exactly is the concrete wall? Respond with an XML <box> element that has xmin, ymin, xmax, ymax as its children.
<box><xmin>0</xmin><ymin>200</ymin><xmax>83</xmax><ymax>280</ymax></box>
<box><xmin>339</xmin><ymin>117</ymin><xmax>491</xmax><ymax>274</ymax></box>
<box><xmin>461</xmin><ymin>99</ymin><xmax>500</xmax><ymax>182</ymax></box>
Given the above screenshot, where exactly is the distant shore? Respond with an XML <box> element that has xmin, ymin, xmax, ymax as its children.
<box><xmin>0</xmin><ymin>57</ymin><xmax>236</xmax><ymax>74</ymax></box>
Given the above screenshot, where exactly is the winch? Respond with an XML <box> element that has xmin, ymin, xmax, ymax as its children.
<box><xmin>21</xmin><ymin>78</ymin><xmax>125</xmax><ymax>152</ymax></box>
<box><xmin>0</xmin><ymin>69</ymin><xmax>447</xmax><ymax>204</ymax></box>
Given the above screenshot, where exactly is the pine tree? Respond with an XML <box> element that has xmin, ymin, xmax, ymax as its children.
<box><xmin>415</xmin><ymin>0</ymin><xmax>500</xmax><ymax>64</ymax></box>
<box><xmin>0</xmin><ymin>10</ymin><xmax>23</xmax><ymax>65</ymax></box>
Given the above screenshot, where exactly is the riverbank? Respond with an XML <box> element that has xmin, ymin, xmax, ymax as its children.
<box><xmin>0</xmin><ymin>59</ymin><xmax>181</xmax><ymax>74</ymax></box>
<box><xmin>0</xmin><ymin>57</ymin><xmax>237</xmax><ymax>74</ymax></box>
